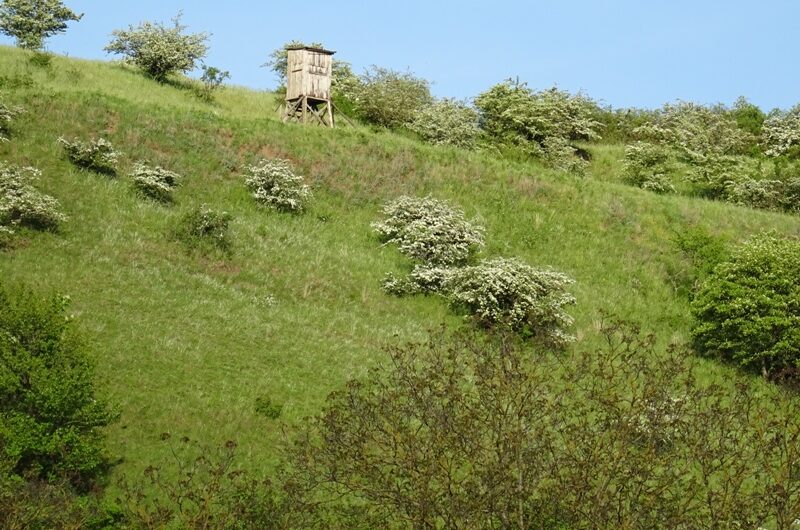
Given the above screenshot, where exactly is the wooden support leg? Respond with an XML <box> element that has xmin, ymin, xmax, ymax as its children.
<box><xmin>326</xmin><ymin>101</ymin><xmax>334</xmax><ymax>128</ymax></box>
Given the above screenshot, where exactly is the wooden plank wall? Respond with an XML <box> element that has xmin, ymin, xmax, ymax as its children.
<box><xmin>286</xmin><ymin>49</ymin><xmax>332</xmax><ymax>101</ymax></box>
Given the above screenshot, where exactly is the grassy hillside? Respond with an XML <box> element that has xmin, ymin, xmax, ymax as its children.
<box><xmin>3</xmin><ymin>45</ymin><xmax>800</xmax><ymax>482</ymax></box>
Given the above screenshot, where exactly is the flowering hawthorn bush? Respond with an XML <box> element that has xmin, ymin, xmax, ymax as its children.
<box><xmin>763</xmin><ymin>107</ymin><xmax>800</xmax><ymax>157</ymax></box>
<box><xmin>407</xmin><ymin>99</ymin><xmax>481</xmax><ymax>149</ymax></box>
<box><xmin>58</xmin><ymin>136</ymin><xmax>120</xmax><ymax>174</ymax></box>
<box><xmin>442</xmin><ymin>257</ymin><xmax>576</xmax><ymax>347</ymax></box>
<box><xmin>0</xmin><ymin>100</ymin><xmax>23</xmax><ymax>142</ymax></box>
<box><xmin>104</xmin><ymin>13</ymin><xmax>208</xmax><ymax>81</ymax></box>
<box><xmin>623</xmin><ymin>141</ymin><xmax>675</xmax><ymax>194</ymax></box>
<box><xmin>372</xmin><ymin>196</ymin><xmax>484</xmax><ymax>266</ymax></box>
<box><xmin>244</xmin><ymin>159</ymin><xmax>311</xmax><ymax>213</ymax></box>
<box><xmin>130</xmin><ymin>162</ymin><xmax>181</xmax><ymax>202</ymax></box>
<box><xmin>0</xmin><ymin>163</ymin><xmax>67</xmax><ymax>236</ymax></box>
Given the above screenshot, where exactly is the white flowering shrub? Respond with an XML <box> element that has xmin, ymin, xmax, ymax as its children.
<box><xmin>474</xmin><ymin>81</ymin><xmax>601</xmax><ymax>171</ymax></box>
<box><xmin>58</xmin><ymin>136</ymin><xmax>120</xmax><ymax>174</ymax></box>
<box><xmin>0</xmin><ymin>100</ymin><xmax>23</xmax><ymax>141</ymax></box>
<box><xmin>244</xmin><ymin>158</ymin><xmax>311</xmax><ymax>213</ymax></box>
<box><xmin>372</xmin><ymin>196</ymin><xmax>485</xmax><ymax>266</ymax></box>
<box><xmin>726</xmin><ymin>179</ymin><xmax>783</xmax><ymax>210</ymax></box>
<box><xmin>104</xmin><ymin>13</ymin><xmax>208</xmax><ymax>82</ymax></box>
<box><xmin>623</xmin><ymin>141</ymin><xmax>675</xmax><ymax>193</ymax></box>
<box><xmin>762</xmin><ymin>107</ymin><xmax>800</xmax><ymax>157</ymax></box>
<box><xmin>381</xmin><ymin>265</ymin><xmax>453</xmax><ymax>296</ymax></box>
<box><xmin>0</xmin><ymin>0</ymin><xmax>82</xmax><ymax>50</ymax></box>
<box><xmin>1</xmin><ymin>163</ymin><xmax>67</xmax><ymax>235</ymax></box>
<box><xmin>407</xmin><ymin>99</ymin><xmax>481</xmax><ymax>149</ymax></box>
<box><xmin>131</xmin><ymin>162</ymin><xmax>181</xmax><ymax>202</ymax></box>
<box><xmin>442</xmin><ymin>257</ymin><xmax>576</xmax><ymax>347</ymax></box>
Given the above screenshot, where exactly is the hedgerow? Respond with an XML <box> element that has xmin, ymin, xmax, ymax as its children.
<box><xmin>130</xmin><ymin>162</ymin><xmax>181</xmax><ymax>203</ymax></box>
<box><xmin>372</xmin><ymin>196</ymin><xmax>484</xmax><ymax>266</ymax></box>
<box><xmin>244</xmin><ymin>158</ymin><xmax>311</xmax><ymax>213</ymax></box>
<box><xmin>0</xmin><ymin>163</ymin><xmax>67</xmax><ymax>236</ymax></box>
<box><xmin>58</xmin><ymin>136</ymin><xmax>120</xmax><ymax>174</ymax></box>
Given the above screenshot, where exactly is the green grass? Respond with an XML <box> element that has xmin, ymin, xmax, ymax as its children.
<box><xmin>3</xmin><ymin>44</ymin><xmax>800</xmax><ymax>486</ymax></box>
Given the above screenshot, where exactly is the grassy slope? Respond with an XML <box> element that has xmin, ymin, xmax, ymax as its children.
<box><xmin>3</xmin><ymin>46</ymin><xmax>800</xmax><ymax>481</ymax></box>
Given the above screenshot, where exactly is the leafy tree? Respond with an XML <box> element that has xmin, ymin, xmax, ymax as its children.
<box><xmin>104</xmin><ymin>13</ymin><xmax>209</xmax><ymax>82</ymax></box>
<box><xmin>0</xmin><ymin>284</ymin><xmax>115</xmax><ymax>488</ymax></box>
<box><xmin>692</xmin><ymin>234</ymin><xmax>800</xmax><ymax>379</ymax></box>
<box><xmin>0</xmin><ymin>0</ymin><xmax>82</xmax><ymax>50</ymax></box>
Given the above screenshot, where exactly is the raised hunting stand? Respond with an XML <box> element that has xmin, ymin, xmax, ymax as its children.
<box><xmin>283</xmin><ymin>46</ymin><xmax>335</xmax><ymax>127</ymax></box>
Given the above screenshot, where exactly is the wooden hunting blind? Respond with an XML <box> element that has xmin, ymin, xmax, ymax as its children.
<box><xmin>283</xmin><ymin>46</ymin><xmax>335</xmax><ymax>127</ymax></box>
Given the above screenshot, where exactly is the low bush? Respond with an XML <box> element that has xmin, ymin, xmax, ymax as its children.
<box><xmin>407</xmin><ymin>98</ymin><xmax>481</xmax><ymax>149</ymax></box>
<box><xmin>0</xmin><ymin>100</ymin><xmax>23</xmax><ymax>142</ymax></box>
<box><xmin>58</xmin><ymin>136</ymin><xmax>120</xmax><ymax>174</ymax></box>
<box><xmin>174</xmin><ymin>204</ymin><xmax>233</xmax><ymax>254</ymax></box>
<box><xmin>691</xmin><ymin>234</ymin><xmax>800</xmax><ymax>378</ymax></box>
<box><xmin>130</xmin><ymin>162</ymin><xmax>181</xmax><ymax>203</ymax></box>
<box><xmin>372</xmin><ymin>196</ymin><xmax>484</xmax><ymax>266</ymax></box>
<box><xmin>0</xmin><ymin>284</ymin><xmax>116</xmax><ymax>488</ymax></box>
<box><xmin>442</xmin><ymin>257</ymin><xmax>576</xmax><ymax>347</ymax></box>
<box><xmin>0</xmin><ymin>163</ymin><xmax>67</xmax><ymax>235</ymax></box>
<box><xmin>244</xmin><ymin>159</ymin><xmax>311</xmax><ymax>213</ymax></box>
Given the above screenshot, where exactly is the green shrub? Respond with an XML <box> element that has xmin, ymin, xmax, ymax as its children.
<box><xmin>104</xmin><ymin>13</ymin><xmax>209</xmax><ymax>82</ymax></box>
<box><xmin>622</xmin><ymin>141</ymin><xmax>675</xmax><ymax>193</ymax></box>
<box><xmin>442</xmin><ymin>257</ymin><xmax>576</xmax><ymax>346</ymax></box>
<box><xmin>58</xmin><ymin>136</ymin><xmax>120</xmax><ymax>175</ymax></box>
<box><xmin>352</xmin><ymin>66</ymin><xmax>432</xmax><ymax>128</ymax></box>
<box><xmin>174</xmin><ymin>204</ymin><xmax>233</xmax><ymax>254</ymax></box>
<box><xmin>0</xmin><ymin>163</ymin><xmax>67</xmax><ymax>235</ymax></box>
<box><xmin>0</xmin><ymin>0</ymin><xmax>82</xmax><ymax>50</ymax></box>
<box><xmin>669</xmin><ymin>225</ymin><xmax>729</xmax><ymax>297</ymax></box>
<box><xmin>130</xmin><ymin>162</ymin><xmax>181</xmax><ymax>203</ymax></box>
<box><xmin>0</xmin><ymin>100</ymin><xmax>23</xmax><ymax>142</ymax></box>
<box><xmin>691</xmin><ymin>234</ymin><xmax>800</xmax><ymax>378</ymax></box>
<box><xmin>730</xmin><ymin>96</ymin><xmax>766</xmax><ymax>138</ymax></box>
<box><xmin>372</xmin><ymin>196</ymin><xmax>485</xmax><ymax>266</ymax></box>
<box><xmin>407</xmin><ymin>98</ymin><xmax>481</xmax><ymax>149</ymax></box>
<box><xmin>0</xmin><ymin>284</ymin><xmax>116</xmax><ymax>487</ymax></box>
<box><xmin>244</xmin><ymin>158</ymin><xmax>311</xmax><ymax>213</ymax></box>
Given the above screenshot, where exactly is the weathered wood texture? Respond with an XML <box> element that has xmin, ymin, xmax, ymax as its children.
<box><xmin>286</xmin><ymin>48</ymin><xmax>334</xmax><ymax>102</ymax></box>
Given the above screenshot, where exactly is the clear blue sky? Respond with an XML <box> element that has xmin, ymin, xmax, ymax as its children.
<box><xmin>4</xmin><ymin>0</ymin><xmax>799</xmax><ymax>110</ymax></box>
